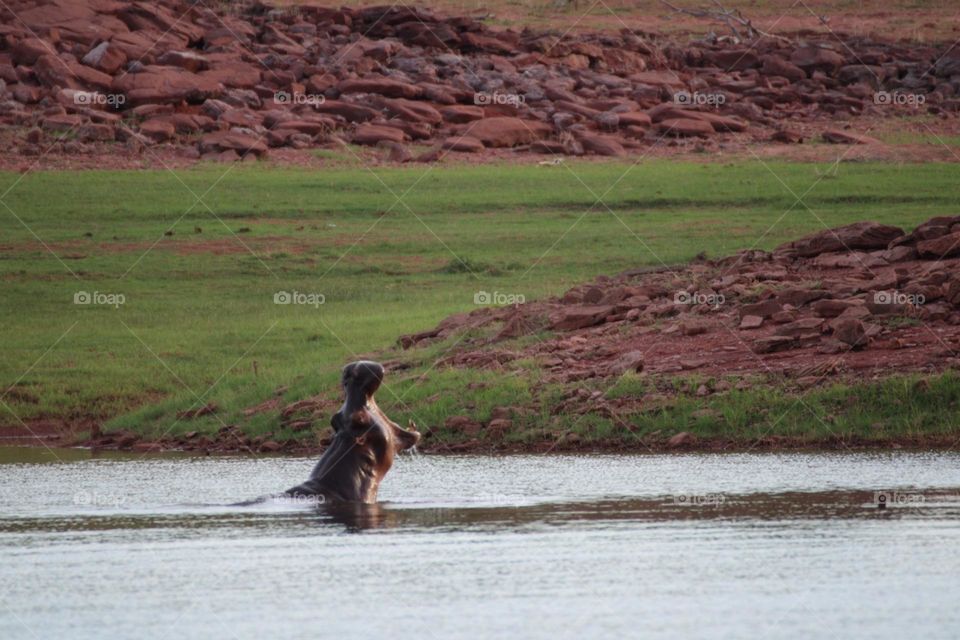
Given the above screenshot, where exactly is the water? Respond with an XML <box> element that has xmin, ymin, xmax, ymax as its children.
<box><xmin>1</xmin><ymin>447</ymin><xmax>959</xmax><ymax>639</ymax></box>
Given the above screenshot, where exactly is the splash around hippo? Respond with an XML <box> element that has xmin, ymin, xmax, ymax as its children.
<box><xmin>241</xmin><ymin>361</ymin><xmax>420</xmax><ymax>505</ymax></box>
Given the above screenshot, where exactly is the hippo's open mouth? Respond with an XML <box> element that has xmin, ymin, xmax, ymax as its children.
<box><xmin>391</xmin><ymin>420</ymin><xmax>421</xmax><ymax>452</ymax></box>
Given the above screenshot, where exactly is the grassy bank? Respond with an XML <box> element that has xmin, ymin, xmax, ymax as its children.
<box><xmin>2</xmin><ymin>160</ymin><xmax>960</xmax><ymax>448</ymax></box>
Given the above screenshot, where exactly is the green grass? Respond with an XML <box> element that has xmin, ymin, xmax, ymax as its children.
<box><xmin>2</xmin><ymin>159</ymin><xmax>960</xmax><ymax>445</ymax></box>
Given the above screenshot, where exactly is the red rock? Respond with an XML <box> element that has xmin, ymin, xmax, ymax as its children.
<box><xmin>916</xmin><ymin>232</ymin><xmax>960</xmax><ymax>260</ymax></box>
<box><xmin>822</xmin><ymin>129</ymin><xmax>882</xmax><ymax>145</ymax></box>
<box><xmin>616</xmin><ymin>111</ymin><xmax>652</xmax><ymax>128</ymax></box>
<box><xmin>314</xmin><ymin>100</ymin><xmax>379</xmax><ymax>122</ymax></box>
<box><xmin>657</xmin><ymin>118</ymin><xmax>714</xmax><ymax>137</ymax></box>
<box><xmin>775</xmin><ymin>317</ymin><xmax>824</xmax><ymax>337</ymax></box>
<box><xmin>339</xmin><ymin>77</ymin><xmax>421</xmax><ymax>99</ymax></box>
<box><xmin>740</xmin><ymin>300</ymin><xmax>783</xmax><ymax>318</ymax></box>
<box><xmin>740</xmin><ymin>315</ymin><xmax>764</xmax><ymax>329</ymax></box>
<box><xmin>78</xmin><ymin>123</ymin><xmax>116</xmax><ymax>142</ymax></box>
<box><xmin>353</xmin><ymin>123</ymin><xmax>406</xmax><ymax>146</ymax></box>
<box><xmin>12</xmin><ymin>37</ymin><xmax>53</xmax><ymax>66</ymax></box>
<box><xmin>752</xmin><ymin>335</ymin><xmax>797</xmax><ymax>354</ymax></box>
<box><xmin>140</xmin><ymin>118</ymin><xmax>176</xmax><ymax>141</ymax></box>
<box><xmin>578</xmin><ymin>134</ymin><xmax>626</xmax><ymax>157</ymax></box>
<box><xmin>41</xmin><ymin>114</ymin><xmax>83</xmax><ymax>131</ymax></box>
<box><xmin>609</xmin><ymin>350</ymin><xmax>645</xmax><ymax>375</ymax></box>
<box><xmin>157</xmin><ymin>50</ymin><xmax>210</xmax><ymax>72</ymax></box>
<box><xmin>812</xmin><ymin>299</ymin><xmax>861</xmax><ymax>318</ymax></box>
<box><xmin>441</xmin><ymin>105</ymin><xmax>485</xmax><ymax>123</ymax></box>
<box><xmin>199</xmin><ymin>131</ymin><xmax>267</xmax><ymax>157</ymax></box>
<box><xmin>775</xmin><ymin>222</ymin><xmax>904</xmax><ymax>257</ymax></box>
<box><xmin>552</xmin><ymin>305</ymin><xmax>615</xmax><ymax>331</ymax></box>
<box><xmin>465</xmin><ymin>117</ymin><xmax>551</xmax><ymax>148</ymax></box>
<box><xmin>760</xmin><ymin>55</ymin><xmax>807</xmax><ymax>81</ymax></box>
<box><xmin>82</xmin><ymin>42</ymin><xmax>127</xmax><ymax>75</ymax></box>
<box><xmin>441</xmin><ymin>135</ymin><xmax>484</xmax><ymax>152</ymax></box>
<box><xmin>113</xmin><ymin>66</ymin><xmax>223</xmax><ymax>105</ymax></box>
<box><xmin>200</xmin><ymin>62</ymin><xmax>262</xmax><ymax>89</ymax></box>
<box><xmin>790</xmin><ymin>46</ymin><xmax>845</xmax><ymax>73</ymax></box>
<box><xmin>382</xmin><ymin>98</ymin><xmax>442</xmax><ymax>124</ymax></box>
<box><xmin>831</xmin><ymin>318</ymin><xmax>867</xmax><ymax>348</ymax></box>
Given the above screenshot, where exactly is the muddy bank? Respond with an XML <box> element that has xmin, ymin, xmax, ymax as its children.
<box><xmin>2</xmin><ymin>1</ymin><xmax>959</xmax><ymax>169</ymax></box>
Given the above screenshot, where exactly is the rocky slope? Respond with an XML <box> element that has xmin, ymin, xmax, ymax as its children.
<box><xmin>401</xmin><ymin>216</ymin><xmax>960</xmax><ymax>386</ymax></box>
<box><xmin>2</xmin><ymin>0</ymin><xmax>959</xmax><ymax>164</ymax></box>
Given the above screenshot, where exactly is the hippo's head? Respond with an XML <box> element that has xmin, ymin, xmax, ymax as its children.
<box><xmin>284</xmin><ymin>360</ymin><xmax>420</xmax><ymax>504</ymax></box>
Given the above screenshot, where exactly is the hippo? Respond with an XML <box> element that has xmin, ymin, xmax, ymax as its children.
<box><xmin>279</xmin><ymin>360</ymin><xmax>420</xmax><ymax>504</ymax></box>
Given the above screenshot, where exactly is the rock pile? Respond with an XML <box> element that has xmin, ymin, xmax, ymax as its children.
<box><xmin>401</xmin><ymin>216</ymin><xmax>960</xmax><ymax>383</ymax></box>
<box><xmin>2</xmin><ymin>0</ymin><xmax>959</xmax><ymax>162</ymax></box>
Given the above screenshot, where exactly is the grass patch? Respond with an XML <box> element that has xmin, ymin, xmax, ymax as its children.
<box><xmin>2</xmin><ymin>160</ymin><xmax>960</xmax><ymax>443</ymax></box>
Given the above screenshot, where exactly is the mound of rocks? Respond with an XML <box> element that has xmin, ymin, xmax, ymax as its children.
<box><xmin>2</xmin><ymin>0</ymin><xmax>959</xmax><ymax>162</ymax></box>
<box><xmin>400</xmin><ymin>216</ymin><xmax>960</xmax><ymax>383</ymax></box>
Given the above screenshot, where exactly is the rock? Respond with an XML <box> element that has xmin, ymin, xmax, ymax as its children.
<box><xmin>831</xmin><ymin>317</ymin><xmax>867</xmax><ymax>348</ymax></box>
<box><xmin>609</xmin><ymin>350</ymin><xmax>645</xmax><ymax>375</ymax></box>
<box><xmin>775</xmin><ymin>317</ymin><xmax>824</xmax><ymax>337</ymax></box>
<box><xmin>740</xmin><ymin>300</ymin><xmax>782</xmax><ymax>318</ymax></box>
<box><xmin>578</xmin><ymin>133</ymin><xmax>626</xmax><ymax>157</ymax></box>
<box><xmin>775</xmin><ymin>222</ymin><xmax>904</xmax><ymax>257</ymax></box>
<box><xmin>551</xmin><ymin>305</ymin><xmax>615</xmax><ymax>331</ymax></box>
<box><xmin>12</xmin><ymin>37</ymin><xmax>52</xmax><ymax>66</ymax></box>
<box><xmin>775</xmin><ymin>287</ymin><xmax>827</xmax><ymax>307</ymax></box>
<box><xmin>790</xmin><ymin>46</ymin><xmax>845</xmax><ymax>73</ymax></box>
<box><xmin>353</xmin><ymin>124</ymin><xmax>406</xmax><ymax>146</ymax></box>
<box><xmin>760</xmin><ymin>55</ymin><xmax>807</xmax><ymax>81</ymax></box>
<box><xmin>752</xmin><ymin>335</ymin><xmax>797</xmax><ymax>354</ymax></box>
<box><xmin>140</xmin><ymin>118</ymin><xmax>175</xmax><ymax>141</ymax></box>
<box><xmin>441</xmin><ymin>135</ymin><xmax>484</xmax><ymax>153</ymax></box>
<box><xmin>465</xmin><ymin>117</ymin><xmax>552</xmax><ymax>147</ymax></box>
<box><xmin>441</xmin><ymin>105</ymin><xmax>485</xmax><ymax>123</ymax></box>
<box><xmin>916</xmin><ymin>232</ymin><xmax>960</xmax><ymax>259</ymax></box>
<box><xmin>740</xmin><ymin>314</ymin><xmax>764</xmax><ymax>329</ymax></box>
<box><xmin>82</xmin><ymin>42</ymin><xmax>127</xmax><ymax>74</ymax></box>
<box><xmin>657</xmin><ymin>117</ymin><xmax>714</xmax><ymax>137</ymax></box>
<box><xmin>812</xmin><ymin>299</ymin><xmax>861</xmax><ymax>318</ymax></box>
<box><xmin>260</xmin><ymin>440</ymin><xmax>283</xmax><ymax>452</ymax></box>
<box><xmin>339</xmin><ymin>77</ymin><xmax>422</xmax><ymax>99</ymax></box>
<box><xmin>822</xmin><ymin>129</ymin><xmax>882</xmax><ymax>145</ymax></box>
<box><xmin>668</xmin><ymin>431</ymin><xmax>696</xmax><ymax>447</ymax></box>
<box><xmin>199</xmin><ymin>131</ymin><xmax>267</xmax><ymax>157</ymax></box>
<box><xmin>112</xmin><ymin>66</ymin><xmax>223</xmax><ymax>105</ymax></box>
<box><xmin>314</xmin><ymin>100</ymin><xmax>380</xmax><ymax>123</ymax></box>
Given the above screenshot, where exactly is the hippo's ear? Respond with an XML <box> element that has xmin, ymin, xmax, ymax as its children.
<box><xmin>330</xmin><ymin>412</ymin><xmax>345</xmax><ymax>432</ymax></box>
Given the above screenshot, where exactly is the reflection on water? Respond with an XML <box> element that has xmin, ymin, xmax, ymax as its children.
<box><xmin>1</xmin><ymin>448</ymin><xmax>959</xmax><ymax>639</ymax></box>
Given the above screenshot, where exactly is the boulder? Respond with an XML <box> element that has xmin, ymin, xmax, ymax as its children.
<box><xmin>916</xmin><ymin>232</ymin><xmax>960</xmax><ymax>260</ymax></box>
<box><xmin>775</xmin><ymin>221</ymin><xmax>904</xmax><ymax>257</ymax></box>
<box><xmin>551</xmin><ymin>305</ymin><xmax>615</xmax><ymax>331</ymax></box>
<box><xmin>353</xmin><ymin>124</ymin><xmax>406</xmax><ymax>145</ymax></box>
<box><xmin>657</xmin><ymin>118</ymin><xmax>714</xmax><ymax>137</ymax></box>
<box><xmin>199</xmin><ymin>131</ymin><xmax>267</xmax><ymax>157</ymax></box>
<box><xmin>465</xmin><ymin>117</ymin><xmax>551</xmax><ymax>147</ymax></box>
<box><xmin>339</xmin><ymin>77</ymin><xmax>422</xmax><ymax>99</ymax></box>
<box><xmin>578</xmin><ymin>134</ymin><xmax>626</xmax><ymax>157</ymax></box>
<box><xmin>441</xmin><ymin>135</ymin><xmax>484</xmax><ymax>152</ymax></box>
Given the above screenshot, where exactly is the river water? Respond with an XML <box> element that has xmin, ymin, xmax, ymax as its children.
<box><xmin>1</xmin><ymin>447</ymin><xmax>959</xmax><ymax>639</ymax></box>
